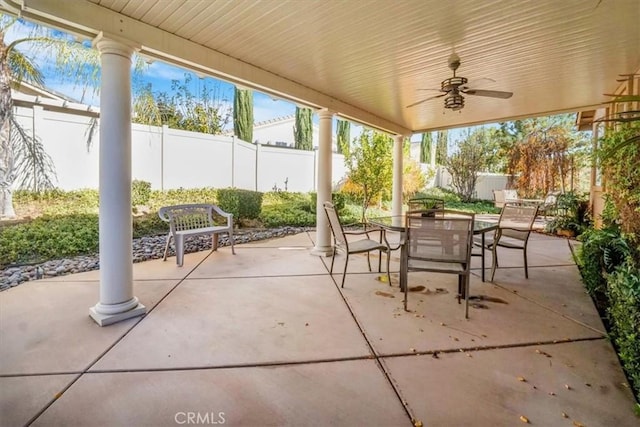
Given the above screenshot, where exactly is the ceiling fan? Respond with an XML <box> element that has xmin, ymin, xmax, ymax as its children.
<box><xmin>406</xmin><ymin>54</ymin><xmax>513</xmax><ymax>111</ymax></box>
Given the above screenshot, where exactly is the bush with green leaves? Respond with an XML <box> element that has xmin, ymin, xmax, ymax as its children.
<box><xmin>606</xmin><ymin>262</ymin><xmax>640</xmax><ymax>403</ymax></box>
<box><xmin>131</xmin><ymin>180</ymin><xmax>152</xmax><ymax>206</ymax></box>
<box><xmin>216</xmin><ymin>188</ymin><xmax>262</xmax><ymax>221</ymax></box>
<box><xmin>0</xmin><ymin>214</ymin><xmax>99</xmax><ymax>267</ymax></box>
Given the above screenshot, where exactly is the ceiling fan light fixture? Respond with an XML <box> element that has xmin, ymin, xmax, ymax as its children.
<box><xmin>444</xmin><ymin>93</ymin><xmax>464</xmax><ymax>110</ymax></box>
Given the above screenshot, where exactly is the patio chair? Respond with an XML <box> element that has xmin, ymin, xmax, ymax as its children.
<box><xmin>484</xmin><ymin>204</ymin><xmax>538</xmax><ymax>281</ymax></box>
<box><xmin>537</xmin><ymin>191</ymin><xmax>561</xmax><ymax>219</ymax></box>
<box><xmin>323</xmin><ymin>201</ymin><xmax>391</xmax><ymax>288</ymax></box>
<box><xmin>407</xmin><ymin>197</ymin><xmax>445</xmax><ymax>214</ymax></box>
<box><xmin>401</xmin><ymin>209</ymin><xmax>475</xmax><ymax>319</ymax></box>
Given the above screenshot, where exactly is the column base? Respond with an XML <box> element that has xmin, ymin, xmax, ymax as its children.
<box><xmin>310</xmin><ymin>246</ymin><xmax>334</xmax><ymax>257</ymax></box>
<box><xmin>89</xmin><ymin>303</ymin><xmax>146</xmax><ymax>327</ymax></box>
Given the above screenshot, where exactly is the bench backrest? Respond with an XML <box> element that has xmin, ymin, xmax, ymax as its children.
<box><xmin>158</xmin><ymin>204</ymin><xmax>232</xmax><ymax>233</ymax></box>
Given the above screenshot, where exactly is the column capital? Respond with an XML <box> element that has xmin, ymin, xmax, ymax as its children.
<box><xmin>317</xmin><ymin>108</ymin><xmax>334</xmax><ymax>119</ymax></box>
<box><xmin>93</xmin><ymin>31</ymin><xmax>139</xmax><ymax>58</ymax></box>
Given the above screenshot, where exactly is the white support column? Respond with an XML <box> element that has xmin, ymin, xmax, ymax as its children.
<box><xmin>90</xmin><ymin>34</ymin><xmax>146</xmax><ymax>326</ymax></box>
<box><xmin>311</xmin><ymin>109</ymin><xmax>334</xmax><ymax>256</ymax></box>
<box><xmin>391</xmin><ymin>134</ymin><xmax>404</xmax><ymax>217</ymax></box>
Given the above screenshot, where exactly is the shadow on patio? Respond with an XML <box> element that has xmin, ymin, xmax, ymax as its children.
<box><xmin>1</xmin><ymin>230</ymin><xmax>638</xmax><ymax>426</ymax></box>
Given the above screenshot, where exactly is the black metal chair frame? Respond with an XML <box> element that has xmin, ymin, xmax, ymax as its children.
<box><xmin>323</xmin><ymin>201</ymin><xmax>392</xmax><ymax>288</ymax></box>
<box><xmin>486</xmin><ymin>203</ymin><xmax>539</xmax><ymax>281</ymax></box>
<box><xmin>401</xmin><ymin>209</ymin><xmax>475</xmax><ymax>319</ymax></box>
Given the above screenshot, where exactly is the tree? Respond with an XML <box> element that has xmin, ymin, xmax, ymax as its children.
<box><xmin>1</xmin><ymin>14</ymin><xmax>99</xmax><ymax>218</ymax></box>
<box><xmin>436</xmin><ymin>130</ymin><xmax>448</xmax><ymax>165</ymax></box>
<box><xmin>132</xmin><ymin>74</ymin><xmax>231</xmax><ymax>134</ymax></box>
<box><xmin>233</xmin><ymin>86</ymin><xmax>253</xmax><ymax>142</ymax></box>
<box><xmin>420</xmin><ymin>132</ymin><xmax>432</xmax><ymax>164</ymax></box>
<box><xmin>444</xmin><ymin>129</ymin><xmax>489</xmax><ymax>202</ymax></box>
<box><xmin>336</xmin><ymin>119</ymin><xmax>350</xmax><ymax>154</ymax></box>
<box><xmin>294</xmin><ymin>106</ymin><xmax>313</xmax><ymax>150</ymax></box>
<box><xmin>502</xmin><ymin>115</ymin><xmax>589</xmax><ymax>197</ymax></box>
<box><xmin>344</xmin><ymin>130</ymin><xmax>393</xmax><ymax>221</ymax></box>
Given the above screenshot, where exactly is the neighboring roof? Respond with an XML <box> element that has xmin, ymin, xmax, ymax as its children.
<box><xmin>4</xmin><ymin>0</ymin><xmax>638</xmax><ymax>135</ymax></box>
<box><xmin>254</xmin><ymin>115</ymin><xmax>295</xmax><ymax>129</ymax></box>
<box><xmin>11</xmin><ymin>81</ymin><xmax>99</xmax><ymax>117</ymax></box>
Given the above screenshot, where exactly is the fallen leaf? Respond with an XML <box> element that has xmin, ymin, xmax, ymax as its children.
<box><xmin>440</xmin><ymin>322</ymin><xmax>446</xmax><ymax>326</ymax></box>
<box><xmin>572</xmin><ymin>421</ymin><xmax>585</xmax><ymax>427</ymax></box>
<box><xmin>549</xmin><ymin>392</ymin><xmax>556</xmax><ymax>396</ymax></box>
<box><xmin>432</xmin><ymin>352</ymin><xmax>439</xmax><ymax>359</ymax></box>
<box><xmin>565</xmin><ymin>384</ymin><xmax>571</xmax><ymax>390</ymax></box>
<box><xmin>413</xmin><ymin>421</ymin><xmax>423</xmax><ymax>427</ymax></box>
<box><xmin>519</xmin><ymin>415</ymin><xmax>530</xmax><ymax>423</ymax></box>
<box><xmin>562</xmin><ymin>412</ymin><xmax>568</xmax><ymax>418</ymax></box>
<box><xmin>585</xmin><ymin>383</ymin><xmax>591</xmax><ymax>387</ymax></box>
<box><xmin>517</xmin><ymin>376</ymin><xmax>527</xmax><ymax>382</ymax></box>
<box><xmin>375</xmin><ymin>291</ymin><xmax>395</xmax><ymax>298</ymax></box>
<box><xmin>466</xmin><ymin>353</ymin><xmax>472</xmax><ymax>358</ymax></box>
<box><xmin>410</xmin><ymin>348</ymin><xmax>416</xmax><ymax>353</ymax></box>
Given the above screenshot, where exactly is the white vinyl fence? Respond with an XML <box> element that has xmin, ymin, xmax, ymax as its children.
<box><xmin>14</xmin><ymin>106</ymin><xmax>347</xmax><ymax>193</ymax></box>
<box><xmin>14</xmin><ymin>105</ymin><xmax>509</xmax><ymax>200</ymax></box>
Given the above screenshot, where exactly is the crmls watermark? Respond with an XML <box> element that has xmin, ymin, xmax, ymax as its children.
<box><xmin>174</xmin><ymin>412</ymin><xmax>226</xmax><ymax>425</ymax></box>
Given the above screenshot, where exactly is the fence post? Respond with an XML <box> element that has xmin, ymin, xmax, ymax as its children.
<box><xmin>255</xmin><ymin>143</ymin><xmax>260</xmax><ymax>191</ymax></box>
<box><xmin>161</xmin><ymin>125</ymin><xmax>168</xmax><ymax>191</ymax></box>
<box><xmin>231</xmin><ymin>136</ymin><xmax>235</xmax><ymax>188</ymax></box>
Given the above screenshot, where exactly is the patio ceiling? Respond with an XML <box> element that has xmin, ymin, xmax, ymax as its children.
<box><xmin>4</xmin><ymin>0</ymin><xmax>639</xmax><ymax>135</ymax></box>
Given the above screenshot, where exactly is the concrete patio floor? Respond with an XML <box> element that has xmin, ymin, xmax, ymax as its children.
<box><xmin>1</xmin><ymin>230</ymin><xmax>638</xmax><ymax>426</ymax></box>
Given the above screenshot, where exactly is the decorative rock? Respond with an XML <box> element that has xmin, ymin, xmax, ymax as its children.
<box><xmin>0</xmin><ymin>227</ymin><xmax>308</xmax><ymax>290</ymax></box>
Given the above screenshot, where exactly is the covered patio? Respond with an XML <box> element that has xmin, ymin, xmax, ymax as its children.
<box><xmin>1</xmin><ymin>230</ymin><xmax>638</xmax><ymax>425</ymax></box>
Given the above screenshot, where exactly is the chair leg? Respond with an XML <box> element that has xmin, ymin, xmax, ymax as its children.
<box><xmin>490</xmin><ymin>246</ymin><xmax>499</xmax><ymax>282</ymax></box>
<box><xmin>229</xmin><ymin>231</ymin><xmax>236</xmax><ymax>255</ymax></box>
<box><xmin>366</xmin><ymin>252</ymin><xmax>372</xmax><ymax>272</ymax></box>
<box><xmin>523</xmin><ymin>247</ymin><xmax>529</xmax><ymax>279</ymax></box>
<box><xmin>175</xmin><ymin>234</ymin><xmax>184</xmax><ymax>267</ymax></box>
<box><xmin>464</xmin><ymin>273</ymin><xmax>470</xmax><ymax>319</ymax></box>
<box><xmin>330</xmin><ymin>251</ymin><xmax>336</xmax><ymax>274</ymax></box>
<box><xmin>341</xmin><ymin>254</ymin><xmax>350</xmax><ymax>288</ymax></box>
<box><xmin>385</xmin><ymin>249</ymin><xmax>391</xmax><ymax>287</ymax></box>
<box><xmin>163</xmin><ymin>233</ymin><xmax>172</xmax><ymax>261</ymax></box>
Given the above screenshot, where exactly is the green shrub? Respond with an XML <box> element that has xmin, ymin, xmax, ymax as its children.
<box><xmin>309</xmin><ymin>192</ymin><xmax>346</xmax><ymax>214</ymax></box>
<box><xmin>132</xmin><ymin>213</ymin><xmax>167</xmax><ymax>238</ymax></box>
<box><xmin>0</xmin><ymin>214</ymin><xmax>99</xmax><ymax>266</ymax></box>
<box><xmin>576</xmin><ymin>227</ymin><xmax>632</xmax><ymax>295</ymax></box>
<box><xmin>131</xmin><ymin>180</ymin><xmax>152</xmax><ymax>206</ymax></box>
<box><xmin>606</xmin><ymin>262</ymin><xmax>640</xmax><ymax>402</ymax></box>
<box><xmin>217</xmin><ymin>188</ymin><xmax>263</xmax><ymax>221</ymax></box>
<box><xmin>259</xmin><ymin>204</ymin><xmax>315</xmax><ymax>227</ymax></box>
<box><xmin>148</xmin><ymin>188</ymin><xmax>219</xmax><ymax>210</ymax></box>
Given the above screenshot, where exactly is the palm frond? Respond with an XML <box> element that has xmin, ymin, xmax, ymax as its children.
<box><xmin>84</xmin><ymin>116</ymin><xmax>99</xmax><ymax>152</ymax></box>
<box><xmin>9</xmin><ymin>115</ymin><xmax>56</xmax><ymax>192</ymax></box>
<box><xmin>8</xmin><ymin>49</ymin><xmax>44</xmax><ymax>87</ymax></box>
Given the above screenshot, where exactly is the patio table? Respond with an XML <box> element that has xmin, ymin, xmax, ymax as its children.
<box><xmin>368</xmin><ymin>215</ymin><xmax>497</xmax><ymax>283</ymax></box>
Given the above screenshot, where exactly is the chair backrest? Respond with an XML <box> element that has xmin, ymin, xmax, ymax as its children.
<box><xmin>323</xmin><ymin>201</ymin><xmax>348</xmax><ymax>251</ymax></box>
<box><xmin>503</xmin><ymin>189</ymin><xmax>519</xmax><ymax>202</ymax></box>
<box><xmin>408</xmin><ymin>197</ymin><xmax>445</xmax><ymax>212</ymax></box>
<box><xmin>405</xmin><ymin>210</ymin><xmax>474</xmax><ymax>266</ymax></box>
<box><xmin>498</xmin><ymin>204</ymin><xmax>538</xmax><ymax>240</ymax></box>
<box><xmin>543</xmin><ymin>191</ymin><xmax>560</xmax><ymax>207</ymax></box>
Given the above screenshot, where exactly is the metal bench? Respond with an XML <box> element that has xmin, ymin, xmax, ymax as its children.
<box><xmin>158</xmin><ymin>204</ymin><xmax>235</xmax><ymax>266</ymax></box>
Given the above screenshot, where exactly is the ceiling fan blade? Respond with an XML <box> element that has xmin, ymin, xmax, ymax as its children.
<box><xmin>464</xmin><ymin>89</ymin><xmax>513</xmax><ymax>99</ymax></box>
<box><xmin>417</xmin><ymin>88</ymin><xmax>443</xmax><ymax>92</ymax></box>
<box><xmin>405</xmin><ymin>93</ymin><xmax>446</xmax><ymax>108</ymax></box>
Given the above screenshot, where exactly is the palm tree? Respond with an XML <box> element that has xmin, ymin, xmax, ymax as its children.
<box><xmin>0</xmin><ymin>13</ymin><xmax>99</xmax><ymax>217</ymax></box>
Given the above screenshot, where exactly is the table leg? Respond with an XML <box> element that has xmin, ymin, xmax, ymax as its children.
<box><xmin>481</xmin><ymin>232</ymin><xmax>486</xmax><ymax>282</ymax></box>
